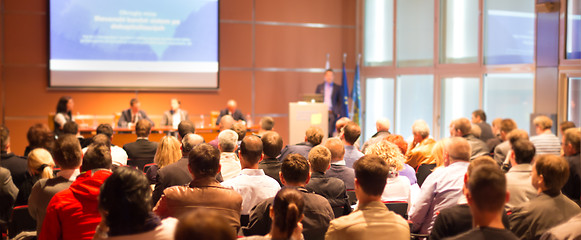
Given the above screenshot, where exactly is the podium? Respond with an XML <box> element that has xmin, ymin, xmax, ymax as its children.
<box><xmin>288</xmin><ymin>102</ymin><xmax>328</xmax><ymax>145</ymax></box>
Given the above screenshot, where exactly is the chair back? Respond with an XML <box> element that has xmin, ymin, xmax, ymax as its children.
<box><xmin>143</xmin><ymin>163</ymin><xmax>157</xmax><ymax>173</ymax></box>
<box><xmin>332</xmin><ymin>206</ymin><xmax>345</xmax><ymax>218</ymax></box>
<box><xmin>8</xmin><ymin>206</ymin><xmax>36</xmax><ymax>239</ymax></box>
<box><xmin>384</xmin><ymin>201</ymin><xmax>408</xmax><ymax>219</ymax></box>
<box><xmin>346</xmin><ymin>190</ymin><xmax>357</xmax><ymax>206</ymax></box>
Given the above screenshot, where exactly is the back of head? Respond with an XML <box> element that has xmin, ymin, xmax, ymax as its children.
<box><xmin>364</xmin><ymin>139</ymin><xmax>405</xmax><ymax>171</ymax></box>
<box><xmin>511</xmin><ymin>139</ymin><xmax>536</xmax><ymax>164</ymax></box>
<box><xmin>472</xmin><ymin>109</ymin><xmax>487</xmax><ymax>122</ymax></box>
<box><xmin>91</xmin><ymin>134</ymin><xmax>112</xmax><ymax>148</ymax></box>
<box><xmin>560</xmin><ymin>121</ymin><xmax>576</xmax><ymax>134</ymax></box>
<box><xmin>343</xmin><ymin>122</ymin><xmax>361</xmax><ymax>145</ymax></box>
<box><xmin>353</xmin><ymin>155</ymin><xmax>390</xmax><ymax>196</ymax></box>
<box><xmin>507</xmin><ymin>129</ymin><xmax>529</xmax><ymax>145</ymax></box>
<box><xmin>232</xmin><ymin>122</ymin><xmax>247</xmax><ymax>140</ymax></box>
<box><xmin>281</xmin><ymin>154</ymin><xmax>310</xmax><ymax>184</ymax></box>
<box><xmin>182</xmin><ymin>133</ymin><xmax>205</xmax><ymax>154</ymax></box>
<box><xmin>468</xmin><ymin>165</ymin><xmax>506</xmax><ymax>212</ymax></box>
<box><xmin>63</xmin><ymin>121</ymin><xmax>79</xmax><ymax>135</ymax></box>
<box><xmin>53</xmin><ymin>134</ymin><xmax>82</xmax><ymax>169</ymax></box>
<box><xmin>99</xmin><ymin>167</ymin><xmax>152</xmax><ymax>235</ymax></box>
<box><xmin>384</xmin><ymin>134</ymin><xmax>408</xmax><ymax>155</ymax></box>
<box><xmin>535</xmin><ymin>155</ymin><xmax>570</xmax><ymax>194</ymax></box>
<box><xmin>500</xmin><ymin>119</ymin><xmax>517</xmax><ymax>134</ymax></box>
<box><xmin>27</xmin><ymin>148</ymin><xmax>55</xmax><ymax>179</ymax></box>
<box><xmin>260</xmin><ymin>117</ymin><xmax>274</xmax><ymax>131</ymax></box>
<box><xmin>491</xmin><ymin>118</ymin><xmax>503</xmax><ymax>130</ymax></box>
<box><xmin>325</xmin><ymin>138</ymin><xmax>345</xmax><ymax>161</ymax></box>
<box><xmin>305</xmin><ymin>126</ymin><xmax>324</xmax><ymax>146</ymax></box>
<box><xmin>452</xmin><ymin>118</ymin><xmax>472</xmax><ymax>135</ymax></box>
<box><xmin>135</xmin><ymin>119</ymin><xmax>152</xmax><ymax>138</ymax></box>
<box><xmin>0</xmin><ymin>125</ymin><xmax>9</xmax><ymax>151</ymax></box>
<box><xmin>174</xmin><ymin>209</ymin><xmax>236</xmax><ymax>240</ymax></box>
<box><xmin>335</xmin><ymin>117</ymin><xmax>351</xmax><ymax>134</ymax></box>
<box><xmin>446</xmin><ymin>137</ymin><xmax>471</xmax><ymax>162</ymax></box>
<box><xmin>262</xmin><ymin>131</ymin><xmax>283</xmax><ymax>158</ymax></box>
<box><xmin>96</xmin><ymin>124</ymin><xmax>114</xmax><ymax>139</ymax></box>
<box><xmin>188</xmin><ymin>143</ymin><xmax>221</xmax><ymax>178</ymax></box>
<box><xmin>26</xmin><ymin>123</ymin><xmax>55</xmax><ymax>151</ymax></box>
<box><xmin>467</xmin><ymin>156</ymin><xmax>498</xmax><ymax>176</ymax></box>
<box><xmin>81</xmin><ymin>143</ymin><xmax>112</xmax><ymax>172</ymax></box>
<box><xmin>154</xmin><ymin>136</ymin><xmax>182</xmax><ymax>168</ymax></box>
<box><xmin>564</xmin><ymin>128</ymin><xmax>581</xmax><ymax>154</ymax></box>
<box><xmin>240</xmin><ymin>135</ymin><xmax>263</xmax><ymax>166</ymax></box>
<box><xmin>376</xmin><ymin>118</ymin><xmax>390</xmax><ymax>132</ymax></box>
<box><xmin>308</xmin><ymin>145</ymin><xmax>331</xmax><ymax>173</ymax></box>
<box><xmin>219</xmin><ymin>115</ymin><xmax>235</xmax><ymax>131</ymax></box>
<box><xmin>272</xmin><ymin>188</ymin><xmax>305</xmax><ymax>239</ymax></box>
<box><xmin>218</xmin><ymin>129</ymin><xmax>238</xmax><ymax>152</ymax></box>
<box><xmin>533</xmin><ymin>115</ymin><xmax>553</xmax><ymax>130</ymax></box>
<box><xmin>412</xmin><ymin>120</ymin><xmax>430</xmax><ymax>139</ymax></box>
<box><xmin>177</xmin><ymin>120</ymin><xmax>196</xmax><ymax>139</ymax></box>
<box><xmin>471</xmin><ymin>124</ymin><xmax>482</xmax><ymax>138</ymax></box>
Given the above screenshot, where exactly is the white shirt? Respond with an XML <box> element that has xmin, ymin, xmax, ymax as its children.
<box><xmin>381</xmin><ymin>175</ymin><xmax>411</xmax><ymax>203</ymax></box>
<box><xmin>172</xmin><ymin>110</ymin><xmax>181</xmax><ymax>128</ymax></box>
<box><xmin>82</xmin><ymin>145</ymin><xmax>128</xmax><ymax>166</ymax></box>
<box><xmin>94</xmin><ymin>217</ymin><xmax>178</xmax><ymax>240</ymax></box>
<box><xmin>221</xmin><ymin>169</ymin><xmax>281</xmax><ymax>215</ymax></box>
<box><xmin>220</xmin><ymin>152</ymin><xmax>241</xmax><ymax>181</ymax></box>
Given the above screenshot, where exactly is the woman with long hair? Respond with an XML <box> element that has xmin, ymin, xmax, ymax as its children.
<box><xmin>145</xmin><ymin>136</ymin><xmax>182</xmax><ymax>183</ymax></box>
<box><xmin>15</xmin><ymin>148</ymin><xmax>55</xmax><ymax>205</ymax></box>
<box><xmin>54</xmin><ymin>96</ymin><xmax>74</xmax><ymax>136</ymax></box>
<box><xmin>242</xmin><ymin>188</ymin><xmax>305</xmax><ymax>240</ymax></box>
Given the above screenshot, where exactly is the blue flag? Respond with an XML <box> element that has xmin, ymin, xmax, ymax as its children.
<box><xmin>341</xmin><ymin>61</ymin><xmax>350</xmax><ymax>118</ymax></box>
<box><xmin>351</xmin><ymin>60</ymin><xmax>362</xmax><ymax>125</ymax></box>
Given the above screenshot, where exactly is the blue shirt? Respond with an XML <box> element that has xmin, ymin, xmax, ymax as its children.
<box><xmin>324</xmin><ymin>82</ymin><xmax>333</xmax><ymax>111</ymax></box>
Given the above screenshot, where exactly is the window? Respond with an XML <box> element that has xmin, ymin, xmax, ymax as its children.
<box><xmin>396</xmin><ymin>0</ymin><xmax>434</xmax><ymax>67</ymax></box>
<box><xmin>365</xmin><ymin>78</ymin><xmax>395</xmax><ymax>141</ymax></box>
<box><xmin>396</xmin><ymin>75</ymin><xmax>434</xmax><ymax>138</ymax></box>
<box><xmin>568</xmin><ymin>77</ymin><xmax>581</xmax><ymax>126</ymax></box>
<box><xmin>566</xmin><ymin>0</ymin><xmax>581</xmax><ymax>59</ymax></box>
<box><xmin>364</xmin><ymin>0</ymin><xmax>394</xmax><ymax>66</ymax></box>
<box><xmin>483</xmin><ymin>73</ymin><xmax>534</xmax><ymax>131</ymax></box>
<box><xmin>440</xmin><ymin>0</ymin><xmax>479</xmax><ymax>64</ymax></box>
<box><xmin>484</xmin><ymin>0</ymin><xmax>535</xmax><ymax>64</ymax></box>
<box><xmin>440</xmin><ymin>77</ymin><xmax>480</xmax><ymax>138</ymax></box>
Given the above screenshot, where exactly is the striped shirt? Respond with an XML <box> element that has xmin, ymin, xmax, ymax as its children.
<box><xmin>530</xmin><ymin>133</ymin><xmax>562</xmax><ymax>156</ymax></box>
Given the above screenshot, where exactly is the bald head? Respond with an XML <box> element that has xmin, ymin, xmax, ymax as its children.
<box><xmin>227</xmin><ymin>100</ymin><xmax>237</xmax><ymax>112</ymax></box>
<box><xmin>182</xmin><ymin>133</ymin><xmax>205</xmax><ymax>153</ymax></box>
<box><xmin>240</xmin><ymin>135</ymin><xmax>263</xmax><ymax>167</ymax></box>
<box><xmin>218</xmin><ymin>129</ymin><xmax>238</xmax><ymax>152</ymax></box>
<box><xmin>219</xmin><ymin>115</ymin><xmax>235</xmax><ymax>131</ymax></box>
<box><xmin>325</xmin><ymin>138</ymin><xmax>345</xmax><ymax>162</ymax></box>
<box><xmin>376</xmin><ymin>118</ymin><xmax>390</xmax><ymax>132</ymax></box>
<box><xmin>335</xmin><ymin>117</ymin><xmax>351</xmax><ymax>135</ymax></box>
<box><xmin>446</xmin><ymin>137</ymin><xmax>471</xmax><ymax>162</ymax></box>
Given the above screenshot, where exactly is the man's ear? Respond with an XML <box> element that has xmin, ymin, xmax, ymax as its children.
<box><xmin>304</xmin><ymin>171</ymin><xmax>311</xmax><ymax>184</ymax></box>
<box><xmin>279</xmin><ymin>171</ymin><xmax>286</xmax><ymax>185</ymax></box>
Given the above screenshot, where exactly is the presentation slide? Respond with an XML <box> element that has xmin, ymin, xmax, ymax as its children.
<box><xmin>49</xmin><ymin>0</ymin><xmax>219</xmax><ymax>89</ymax></box>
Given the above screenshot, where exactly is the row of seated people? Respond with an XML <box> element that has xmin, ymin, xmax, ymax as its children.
<box><xmin>1</xmin><ymin>111</ymin><xmax>580</xmax><ymax>240</ymax></box>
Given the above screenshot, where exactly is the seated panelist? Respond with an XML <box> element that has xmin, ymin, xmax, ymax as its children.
<box><xmin>118</xmin><ymin>98</ymin><xmax>154</xmax><ymax>128</ymax></box>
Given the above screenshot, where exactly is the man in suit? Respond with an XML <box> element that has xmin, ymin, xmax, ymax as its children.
<box><xmin>123</xmin><ymin>119</ymin><xmax>158</xmax><ymax>166</ymax></box>
<box><xmin>471</xmin><ymin>109</ymin><xmax>495</xmax><ymax>142</ymax></box>
<box><xmin>161</xmin><ymin>98</ymin><xmax>189</xmax><ymax>128</ymax></box>
<box><xmin>450</xmin><ymin>118</ymin><xmax>489</xmax><ymax>160</ymax></box>
<box><xmin>63</xmin><ymin>121</ymin><xmax>91</xmax><ymax>148</ymax></box>
<box><xmin>0</xmin><ymin>125</ymin><xmax>28</xmax><ymax>193</ymax></box>
<box><xmin>325</xmin><ymin>138</ymin><xmax>355</xmax><ymax>191</ymax></box>
<box><xmin>278</xmin><ymin>126</ymin><xmax>324</xmax><ymax>162</ymax></box>
<box><xmin>316</xmin><ymin>69</ymin><xmax>345</xmax><ymax>137</ymax></box>
<box><xmin>216</xmin><ymin>99</ymin><xmax>246</xmax><ymax>125</ymax></box>
<box><xmin>258</xmin><ymin>131</ymin><xmax>283</xmax><ymax>186</ymax></box>
<box><xmin>117</xmin><ymin>98</ymin><xmax>154</xmax><ymax>128</ymax></box>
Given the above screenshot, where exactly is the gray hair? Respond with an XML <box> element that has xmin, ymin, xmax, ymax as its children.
<box><xmin>218</xmin><ymin>130</ymin><xmax>238</xmax><ymax>152</ymax></box>
<box><xmin>182</xmin><ymin>133</ymin><xmax>205</xmax><ymax>153</ymax></box>
<box><xmin>412</xmin><ymin>120</ymin><xmax>430</xmax><ymax>138</ymax></box>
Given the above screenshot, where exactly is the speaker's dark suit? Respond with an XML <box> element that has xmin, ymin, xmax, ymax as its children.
<box><xmin>216</xmin><ymin>109</ymin><xmax>246</xmax><ymax>125</ymax></box>
<box><xmin>117</xmin><ymin>109</ymin><xmax>154</xmax><ymax>127</ymax></box>
<box><xmin>316</xmin><ymin>82</ymin><xmax>346</xmax><ymax>136</ymax></box>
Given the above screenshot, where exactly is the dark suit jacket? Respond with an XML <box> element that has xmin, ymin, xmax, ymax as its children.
<box><xmin>216</xmin><ymin>109</ymin><xmax>246</xmax><ymax>125</ymax></box>
<box><xmin>258</xmin><ymin>157</ymin><xmax>282</xmax><ymax>186</ymax></box>
<box><xmin>430</xmin><ymin>204</ymin><xmax>510</xmax><ymax>240</ymax></box>
<box><xmin>161</xmin><ymin>109</ymin><xmax>189</xmax><ymax>126</ymax></box>
<box><xmin>278</xmin><ymin>142</ymin><xmax>314</xmax><ymax>162</ymax></box>
<box><xmin>315</xmin><ymin>82</ymin><xmax>346</xmax><ymax>118</ymax></box>
<box><xmin>326</xmin><ymin>164</ymin><xmax>355</xmax><ymax>190</ymax></box>
<box><xmin>0</xmin><ymin>167</ymin><xmax>18</xmax><ymax>222</ymax></box>
<box><xmin>117</xmin><ymin>109</ymin><xmax>154</xmax><ymax>127</ymax></box>
<box><xmin>123</xmin><ymin>139</ymin><xmax>158</xmax><ymax>160</ymax></box>
<box><xmin>305</xmin><ymin>172</ymin><xmax>351</xmax><ymax>217</ymax></box>
<box><xmin>563</xmin><ymin>154</ymin><xmax>581</xmax><ymax>202</ymax></box>
<box><xmin>0</xmin><ymin>152</ymin><xmax>28</xmax><ymax>192</ymax></box>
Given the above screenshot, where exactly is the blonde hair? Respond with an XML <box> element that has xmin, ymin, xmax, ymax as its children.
<box><xmin>28</xmin><ymin>148</ymin><xmax>55</xmax><ymax>179</ymax></box>
<box><xmin>154</xmin><ymin>136</ymin><xmax>182</xmax><ymax>168</ymax></box>
<box><xmin>364</xmin><ymin>139</ymin><xmax>405</xmax><ymax>171</ymax></box>
<box><xmin>429</xmin><ymin>138</ymin><xmax>450</xmax><ymax>168</ymax></box>
<box><xmin>533</xmin><ymin>115</ymin><xmax>553</xmax><ymax>130</ymax></box>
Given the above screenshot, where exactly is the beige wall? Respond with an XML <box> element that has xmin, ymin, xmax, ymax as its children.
<box><xmin>0</xmin><ymin>0</ymin><xmax>357</xmax><ymax>155</ymax></box>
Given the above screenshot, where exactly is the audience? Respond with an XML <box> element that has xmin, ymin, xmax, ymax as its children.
<box><xmin>174</xmin><ymin>209</ymin><xmax>237</xmax><ymax>240</ymax></box>
<box><xmin>501</xmin><ymin>129</ymin><xmax>531</xmax><ymax>169</ymax></box>
<box><xmin>325</xmin><ymin>155</ymin><xmax>410</xmax><ymax>240</ymax></box>
<box><xmin>505</xmin><ymin>139</ymin><xmax>537</xmax><ymax>209</ymax></box>
<box><xmin>509</xmin><ymin>155</ymin><xmax>581</xmax><ymax>239</ymax></box>
<box><xmin>39</xmin><ymin>143</ymin><xmax>113</xmax><ymax>240</ymax></box>
<box><xmin>62</xmin><ymin>121</ymin><xmax>91</xmax><ymax>148</ymax></box>
<box><xmin>561</xmin><ymin>128</ymin><xmax>581</xmax><ymax>202</ymax></box>
<box><xmin>233</xmin><ymin>122</ymin><xmax>248</xmax><ymax>147</ymax></box>
<box><xmin>493</xmin><ymin>119</ymin><xmax>518</xmax><ymax>165</ymax></box>
<box><xmin>154</xmin><ymin>144</ymin><xmax>242</xmax><ymax>234</ymax></box>
<box><xmin>24</xmin><ymin>123</ymin><xmax>55</xmax><ymax>157</ymax></box>
<box><xmin>361</xmin><ymin>118</ymin><xmax>391</xmax><ymax>152</ymax></box>
<box><xmin>430</xmin><ymin>156</ymin><xmax>510</xmax><ymax>240</ymax></box>
<box><xmin>340</xmin><ymin>122</ymin><xmax>364</xmax><ymax>168</ymax></box>
<box><xmin>364</xmin><ymin>140</ymin><xmax>411</xmax><ymax>204</ymax></box>
<box><xmin>29</xmin><ymin>135</ymin><xmax>82</xmax><ymax>232</ymax></box>
<box><xmin>177</xmin><ymin>120</ymin><xmax>196</xmax><ymax>140</ymax></box>
<box><xmin>244</xmin><ymin>154</ymin><xmax>334</xmax><ymax>240</ymax></box>
<box><xmin>209</xmin><ymin>115</ymin><xmax>235</xmax><ymax>148</ymax></box>
<box><xmin>304</xmin><ymin>145</ymin><xmax>351</xmax><ymax>218</ymax></box>
<box><xmin>559</xmin><ymin>121</ymin><xmax>576</xmax><ymax>136</ymax></box>
<box><xmin>16</xmin><ymin>148</ymin><xmax>55</xmax><ymax>205</ymax></box>
<box><xmin>146</xmin><ymin>135</ymin><xmax>182</xmax><ymax>184</ymax></box>
<box><xmin>278</xmin><ymin>126</ymin><xmax>324</xmax><ymax>161</ymax></box>
<box><xmin>258</xmin><ymin>131</ymin><xmax>284</xmax><ymax>186</ymax></box>
<box><xmin>334</xmin><ymin>117</ymin><xmax>351</xmax><ymax>137</ymax></box>
<box><xmin>384</xmin><ymin>134</ymin><xmax>418</xmax><ymax>185</ymax></box>
<box><xmin>486</xmin><ymin>117</ymin><xmax>504</xmax><ymax>152</ymax></box>
<box><xmin>94</xmin><ymin>167</ymin><xmax>177</xmax><ymax>240</ymax></box>
<box><xmin>0</xmin><ymin>125</ymin><xmax>28</xmax><ymax>200</ymax></box>
<box><xmin>325</xmin><ymin>138</ymin><xmax>355</xmax><ymax>190</ymax></box>
<box><xmin>83</xmin><ymin>124</ymin><xmax>128</xmax><ymax>166</ymax></box>
<box><xmin>449</xmin><ymin>118</ymin><xmax>489</xmax><ymax>159</ymax></box>
<box><xmin>406</xmin><ymin>120</ymin><xmax>436</xmax><ymax>169</ymax></box>
<box><xmin>256</xmin><ymin>116</ymin><xmax>275</xmax><ymax>137</ymax></box>
<box><xmin>218</xmin><ymin>129</ymin><xmax>242</xmax><ymax>181</ymax></box>
<box><xmin>242</xmin><ymin>188</ymin><xmax>305</xmax><ymax>240</ymax></box>
<box><xmin>122</xmin><ymin>119</ymin><xmax>158</xmax><ymax>162</ymax></box>
<box><xmin>0</xmin><ymin>166</ymin><xmax>18</xmax><ymax>222</ymax></box>
<box><xmin>221</xmin><ymin>135</ymin><xmax>280</xmax><ymax>216</ymax></box>
<box><xmin>409</xmin><ymin>137</ymin><xmax>471</xmax><ymax>234</ymax></box>
<box><xmin>416</xmin><ymin>138</ymin><xmax>448</xmax><ymax>187</ymax></box>
<box><xmin>471</xmin><ymin>109</ymin><xmax>495</xmax><ymax>142</ymax></box>
<box><xmin>530</xmin><ymin>115</ymin><xmax>561</xmax><ymax>156</ymax></box>
<box><xmin>152</xmin><ymin>133</ymin><xmax>205</xmax><ymax>205</ymax></box>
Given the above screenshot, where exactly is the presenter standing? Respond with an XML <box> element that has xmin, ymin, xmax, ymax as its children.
<box><xmin>54</xmin><ymin>96</ymin><xmax>74</xmax><ymax>136</ymax></box>
<box><xmin>315</xmin><ymin>69</ymin><xmax>345</xmax><ymax>137</ymax></box>
<box><xmin>118</xmin><ymin>98</ymin><xmax>154</xmax><ymax>128</ymax></box>
<box><xmin>161</xmin><ymin>98</ymin><xmax>189</xmax><ymax>128</ymax></box>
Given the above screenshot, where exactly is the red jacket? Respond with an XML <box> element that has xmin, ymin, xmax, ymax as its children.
<box><xmin>39</xmin><ymin>169</ymin><xmax>112</xmax><ymax>240</ymax></box>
